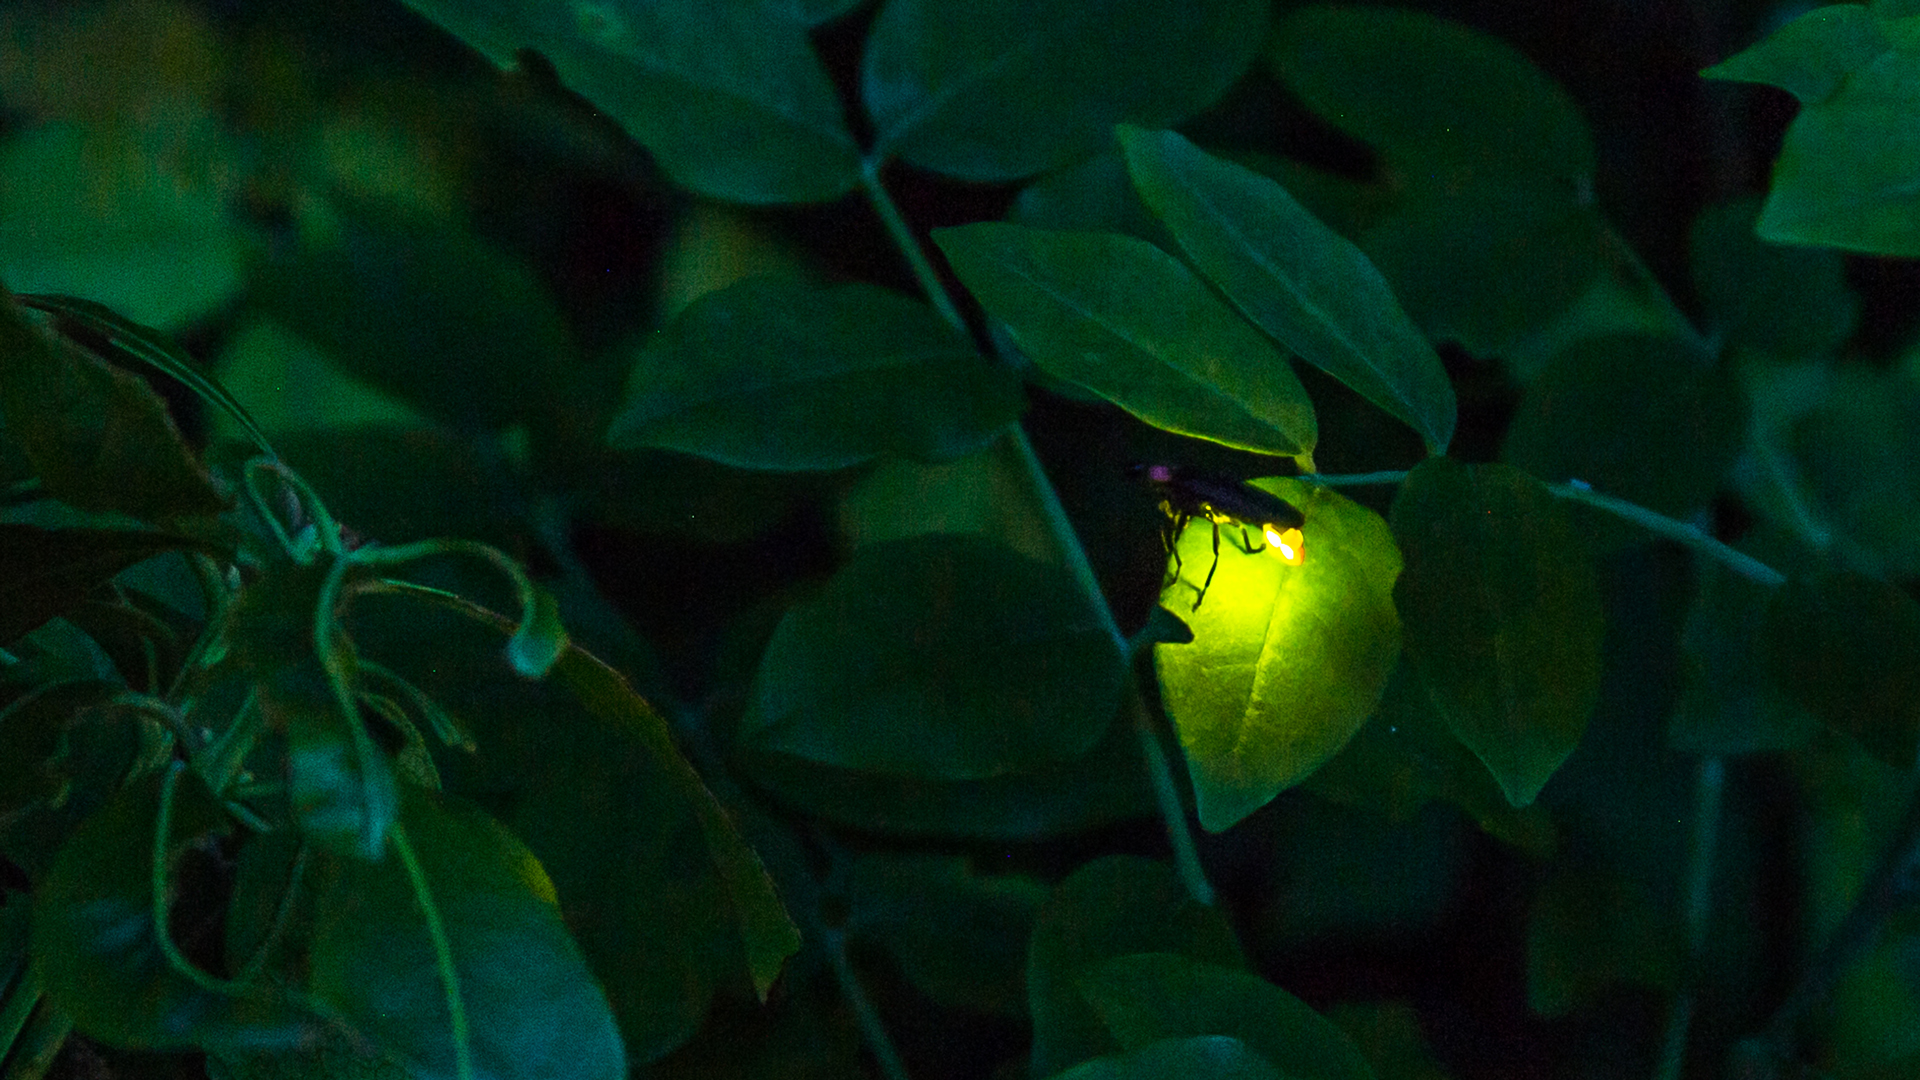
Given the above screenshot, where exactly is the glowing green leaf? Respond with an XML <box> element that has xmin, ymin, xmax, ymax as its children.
<box><xmin>1153</xmin><ymin>479</ymin><xmax>1402</xmax><ymax>832</ymax></box>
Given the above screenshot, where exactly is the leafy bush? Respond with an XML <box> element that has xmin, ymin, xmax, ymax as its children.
<box><xmin>3</xmin><ymin>2</ymin><xmax>1920</xmax><ymax>1079</ymax></box>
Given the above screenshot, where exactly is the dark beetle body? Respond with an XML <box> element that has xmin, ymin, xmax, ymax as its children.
<box><xmin>1131</xmin><ymin>464</ymin><xmax>1305</xmax><ymax>610</ymax></box>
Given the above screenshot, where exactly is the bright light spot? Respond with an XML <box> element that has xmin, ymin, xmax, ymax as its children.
<box><xmin>1265</xmin><ymin>525</ymin><xmax>1305</xmax><ymax>565</ymax></box>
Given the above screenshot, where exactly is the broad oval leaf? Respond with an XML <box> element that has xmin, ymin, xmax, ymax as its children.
<box><xmin>0</xmin><ymin>287</ymin><xmax>228</xmax><ymax>520</ymax></box>
<box><xmin>1049</xmin><ymin>1036</ymin><xmax>1281</xmax><ymax>1080</ymax></box>
<box><xmin>1153</xmin><ymin>479</ymin><xmax>1402</xmax><ymax>832</ymax></box>
<box><xmin>308</xmin><ymin>787</ymin><xmax>626</xmax><ymax>1080</ymax></box>
<box><xmin>1390</xmin><ymin>459</ymin><xmax>1603</xmax><ymax>807</ymax></box>
<box><xmin>400</xmin><ymin>0</ymin><xmax>859</xmax><ymax>203</ymax></box>
<box><xmin>1119</xmin><ymin>127</ymin><xmax>1454</xmax><ymax>454</ymax></box>
<box><xmin>1075</xmin><ymin>953</ymin><xmax>1376</xmax><ymax>1080</ymax></box>
<box><xmin>863</xmin><ymin>0</ymin><xmax>1267</xmax><ymax>181</ymax></box>
<box><xmin>1269</xmin><ymin>5</ymin><xmax>1594</xmax><ymax>184</ymax></box>
<box><xmin>741</xmin><ymin>534</ymin><xmax>1126</xmax><ymax>780</ymax></box>
<box><xmin>935</xmin><ymin>223</ymin><xmax>1316</xmax><ymax>459</ymax></box>
<box><xmin>1028</xmin><ymin>856</ymin><xmax>1245</xmax><ymax>1078</ymax></box>
<box><xmin>1727</xmin><ymin>14</ymin><xmax>1920</xmax><ymax>254</ymax></box>
<box><xmin>32</xmin><ymin>772</ymin><xmax>321</xmax><ymax>1051</ymax></box>
<box><xmin>1703</xmin><ymin>4</ymin><xmax>1894</xmax><ymax>104</ymax></box>
<box><xmin>607</xmin><ymin>277</ymin><xmax>1021</xmax><ymax>470</ymax></box>
<box><xmin>1764</xmin><ymin>570</ymin><xmax>1920</xmax><ymax>768</ymax></box>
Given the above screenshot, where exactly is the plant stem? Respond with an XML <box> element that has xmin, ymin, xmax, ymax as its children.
<box><xmin>1655</xmin><ymin>756</ymin><xmax>1726</xmax><ymax>1080</ymax></box>
<box><xmin>1546</xmin><ymin>483</ymin><xmax>1785</xmax><ymax>587</ymax></box>
<box><xmin>860</xmin><ymin>156</ymin><xmax>966</xmax><ymax>335</ymax></box>
<box><xmin>862</xmin><ymin>158</ymin><xmax>1218</xmax><ymax>904</ymax></box>
<box><xmin>393</xmin><ymin>821</ymin><xmax>476</xmax><ymax>1080</ymax></box>
<box><xmin>1306</xmin><ymin>470</ymin><xmax>1410</xmax><ymax>488</ymax></box>
<box><xmin>1131</xmin><ymin>694</ymin><xmax>1215</xmax><ymax>906</ymax></box>
<box><xmin>824</xmin><ymin>927</ymin><xmax>915</xmax><ymax>1080</ymax></box>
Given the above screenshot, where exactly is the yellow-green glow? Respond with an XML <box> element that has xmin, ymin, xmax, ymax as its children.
<box><xmin>1154</xmin><ymin>477</ymin><xmax>1403</xmax><ymax>832</ymax></box>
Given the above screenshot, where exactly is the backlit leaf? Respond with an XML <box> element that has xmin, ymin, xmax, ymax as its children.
<box><xmin>1119</xmin><ymin>127</ymin><xmax>1454</xmax><ymax>454</ymax></box>
<box><xmin>863</xmin><ymin>0</ymin><xmax>1266</xmax><ymax>181</ymax></box>
<box><xmin>742</xmin><ymin>534</ymin><xmax>1126</xmax><ymax>779</ymax></box>
<box><xmin>400</xmin><ymin>0</ymin><xmax>859</xmax><ymax>203</ymax></box>
<box><xmin>1390</xmin><ymin>459</ymin><xmax>1603</xmax><ymax>806</ymax></box>
<box><xmin>607</xmin><ymin>277</ymin><xmax>1021</xmax><ymax>470</ymax></box>
<box><xmin>936</xmin><ymin>222</ymin><xmax>1316</xmax><ymax>459</ymax></box>
<box><xmin>1154</xmin><ymin>479</ymin><xmax>1402</xmax><ymax>832</ymax></box>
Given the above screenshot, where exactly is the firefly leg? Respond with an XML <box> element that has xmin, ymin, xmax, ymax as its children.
<box><xmin>1191</xmin><ymin>519</ymin><xmax>1222</xmax><ymax>611</ymax></box>
<box><xmin>1235</xmin><ymin>525</ymin><xmax>1262</xmax><ymax>554</ymax></box>
<box><xmin>1160</xmin><ymin>513</ymin><xmax>1185</xmax><ymax>588</ymax></box>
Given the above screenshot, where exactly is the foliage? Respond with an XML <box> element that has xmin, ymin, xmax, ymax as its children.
<box><xmin>3</xmin><ymin>1</ymin><xmax>1920</xmax><ymax>1079</ymax></box>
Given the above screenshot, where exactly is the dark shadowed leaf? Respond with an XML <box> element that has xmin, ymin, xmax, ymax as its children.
<box><xmin>1028</xmin><ymin>856</ymin><xmax>1244</xmax><ymax>1078</ymax></box>
<box><xmin>248</xmin><ymin>206</ymin><xmax>574</xmax><ymax>434</ymax></box>
<box><xmin>863</xmin><ymin>0</ymin><xmax>1266</xmax><ymax>181</ymax></box>
<box><xmin>1688</xmin><ymin>197</ymin><xmax>1859</xmax><ymax>361</ymax></box>
<box><xmin>400</xmin><ymin>0</ymin><xmax>859</xmax><ymax>202</ymax></box>
<box><xmin>1764</xmin><ymin>570</ymin><xmax>1920</xmax><ymax>768</ymax></box>
<box><xmin>0</xmin><ymin>288</ymin><xmax>227</xmax><ymax>520</ymax></box>
<box><xmin>1502</xmin><ymin>335</ymin><xmax>1746</xmax><ymax>549</ymax></box>
<box><xmin>1076</xmin><ymin>953</ymin><xmax>1376</xmax><ymax>1080</ymax></box>
<box><xmin>936</xmin><ymin>222</ymin><xmax>1316</xmax><ymax>459</ymax></box>
<box><xmin>308</xmin><ymin>787</ymin><xmax>626</xmax><ymax>1080</ymax></box>
<box><xmin>846</xmin><ymin>854</ymin><xmax>1047</xmax><ymax>1017</ymax></box>
<box><xmin>1526</xmin><ymin>864</ymin><xmax>1683</xmax><ymax>1016</ymax></box>
<box><xmin>1154</xmin><ymin>479</ymin><xmax>1402</xmax><ymax>832</ymax></box>
<box><xmin>1119</xmin><ymin>127</ymin><xmax>1453</xmax><ymax>454</ymax></box>
<box><xmin>1269</xmin><ymin>5</ymin><xmax>1593</xmax><ymax>184</ymax></box>
<box><xmin>31</xmin><ymin>772</ymin><xmax>320</xmax><ymax>1051</ymax></box>
<box><xmin>1703</xmin><ymin>4</ymin><xmax>1893</xmax><ymax>104</ymax></box>
<box><xmin>1048</xmin><ymin>1036</ymin><xmax>1281</xmax><ymax>1080</ymax></box>
<box><xmin>1670</xmin><ymin>542</ymin><xmax>1819</xmax><ymax>755</ymax></box>
<box><xmin>607</xmin><ymin>277</ymin><xmax>1021</xmax><ymax>470</ymax></box>
<box><xmin>1790</xmin><ymin>368</ymin><xmax>1920</xmax><ymax>577</ymax></box>
<box><xmin>1390</xmin><ymin>459</ymin><xmax>1603</xmax><ymax>806</ymax></box>
<box><xmin>741</xmin><ymin>534</ymin><xmax>1125</xmax><ymax>779</ymax></box>
<box><xmin>0</xmin><ymin>525</ymin><xmax>209</xmax><ymax>645</ymax></box>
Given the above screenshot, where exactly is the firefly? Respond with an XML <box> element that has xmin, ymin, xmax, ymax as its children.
<box><xmin>1131</xmin><ymin>464</ymin><xmax>1305</xmax><ymax>610</ymax></box>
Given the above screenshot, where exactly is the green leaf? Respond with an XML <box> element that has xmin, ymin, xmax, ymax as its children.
<box><xmin>736</xmin><ymin>708</ymin><xmax>1154</xmax><ymax>839</ymax></box>
<box><xmin>1118</xmin><ymin>127</ymin><xmax>1454</xmax><ymax>454</ymax></box>
<box><xmin>862</xmin><ymin>0</ymin><xmax>1267</xmax><ymax>181</ymax></box>
<box><xmin>1790</xmin><ymin>368</ymin><xmax>1920</xmax><ymax>577</ymax></box>
<box><xmin>1269</xmin><ymin>5</ymin><xmax>1594</xmax><ymax>184</ymax></box>
<box><xmin>210</xmin><ymin>323</ymin><xmax>432</xmax><ymax>441</ymax></box>
<box><xmin>1357</xmin><ymin>186</ymin><xmax>1611</xmax><ymax>362</ymax></box>
<box><xmin>0</xmin><ymin>122</ymin><xmax>249</xmax><ymax>329</ymax></box>
<box><xmin>1669</xmin><ymin>544</ymin><xmax>1820</xmax><ymax>755</ymax></box>
<box><xmin>262</xmin><ymin>656</ymin><xmax>400</xmax><ymax>861</ymax></box>
<box><xmin>1688</xmin><ymin>197</ymin><xmax>1859</xmax><ymax>361</ymax></box>
<box><xmin>606</xmin><ymin>277</ymin><xmax>1022</xmax><ymax>470</ymax></box>
<box><xmin>1730</xmin><ymin>16</ymin><xmax>1920</xmax><ymax>254</ymax></box>
<box><xmin>1027</xmin><ymin>856</ymin><xmax>1245</xmax><ymax>1079</ymax></box>
<box><xmin>400</xmin><ymin>0</ymin><xmax>858</xmax><ymax>203</ymax></box>
<box><xmin>0</xmin><ymin>525</ymin><xmax>207</xmax><ymax>646</ymax></box>
<box><xmin>20</xmin><ymin>293</ymin><xmax>276</xmax><ymax>459</ymax></box>
<box><xmin>1048</xmin><ymin>1036</ymin><xmax>1281</xmax><ymax>1080</ymax></box>
<box><xmin>1076</xmin><ymin>953</ymin><xmax>1377</xmax><ymax>1080</ymax></box>
<box><xmin>1390</xmin><ymin>459</ymin><xmax>1603</xmax><ymax>806</ymax></box>
<box><xmin>31</xmin><ymin>772</ymin><xmax>320</xmax><ymax>1050</ymax></box>
<box><xmin>935</xmin><ymin>223</ymin><xmax>1317</xmax><ymax>459</ymax></box>
<box><xmin>543</xmin><ymin>639</ymin><xmax>801</xmax><ymax>1008</ymax></box>
<box><xmin>765</xmin><ymin>0</ymin><xmax>866</xmax><ymax>24</ymax></box>
<box><xmin>741</xmin><ymin>534</ymin><xmax>1125</xmax><ymax>779</ymax></box>
<box><xmin>1703</xmin><ymin>4</ymin><xmax>1893</xmax><ymax>104</ymax></box>
<box><xmin>248</xmin><ymin>205</ymin><xmax>576</xmax><ymax>433</ymax></box>
<box><xmin>1501</xmin><ymin>335</ymin><xmax>1746</xmax><ymax>548</ymax></box>
<box><xmin>0</xmin><ymin>680</ymin><xmax>145</xmax><ymax>880</ymax></box>
<box><xmin>0</xmin><ymin>287</ymin><xmax>228</xmax><ymax>520</ymax></box>
<box><xmin>308</xmin><ymin>787</ymin><xmax>626</xmax><ymax>1080</ymax></box>
<box><xmin>1153</xmin><ymin>479</ymin><xmax>1402</xmax><ymax>832</ymax></box>
<box><xmin>846</xmin><ymin>854</ymin><xmax>1047</xmax><ymax>1017</ymax></box>
<box><xmin>1764</xmin><ymin>570</ymin><xmax>1920</xmax><ymax>768</ymax></box>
